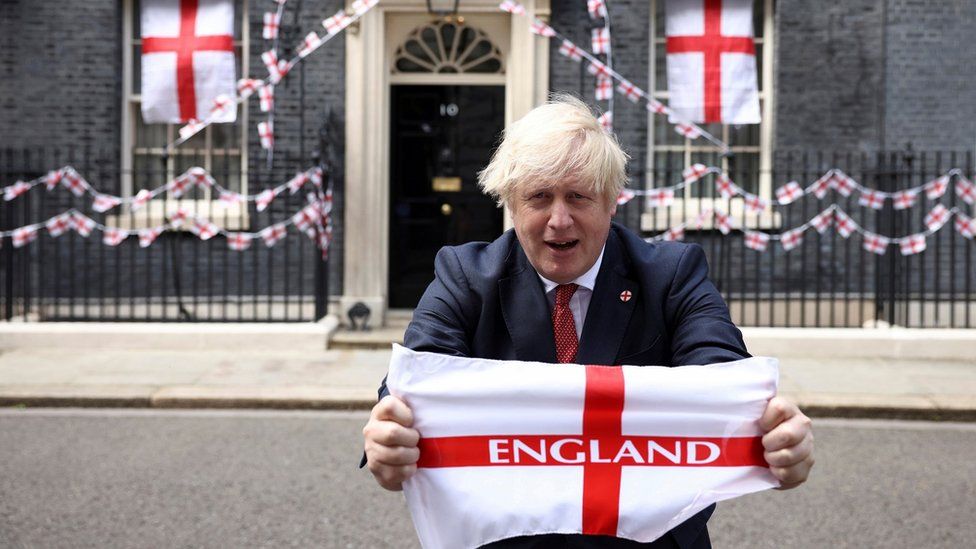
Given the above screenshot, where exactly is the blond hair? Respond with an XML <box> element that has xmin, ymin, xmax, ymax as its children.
<box><xmin>478</xmin><ymin>93</ymin><xmax>629</xmax><ymax>207</ymax></box>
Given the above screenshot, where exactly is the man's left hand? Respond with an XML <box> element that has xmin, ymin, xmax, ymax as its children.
<box><xmin>758</xmin><ymin>396</ymin><xmax>814</xmax><ymax>489</ymax></box>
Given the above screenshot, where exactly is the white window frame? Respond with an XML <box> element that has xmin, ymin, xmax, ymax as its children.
<box><xmin>642</xmin><ymin>0</ymin><xmax>778</xmax><ymax>231</ymax></box>
<box><xmin>118</xmin><ymin>0</ymin><xmax>250</xmax><ymax>229</ymax></box>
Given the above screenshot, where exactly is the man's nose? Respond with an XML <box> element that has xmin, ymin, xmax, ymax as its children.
<box><xmin>547</xmin><ymin>199</ymin><xmax>573</xmax><ymax>230</ymax></box>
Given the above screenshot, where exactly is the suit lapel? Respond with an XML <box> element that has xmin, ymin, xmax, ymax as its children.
<box><xmin>577</xmin><ymin>230</ymin><xmax>638</xmax><ymax>365</ymax></box>
<box><xmin>499</xmin><ymin>243</ymin><xmax>558</xmax><ymax>363</ymax></box>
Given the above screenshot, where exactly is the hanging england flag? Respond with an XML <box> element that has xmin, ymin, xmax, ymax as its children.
<box><xmin>141</xmin><ymin>0</ymin><xmax>237</xmax><ymax>124</ymax></box>
<box><xmin>665</xmin><ymin>0</ymin><xmax>760</xmax><ymax>124</ymax></box>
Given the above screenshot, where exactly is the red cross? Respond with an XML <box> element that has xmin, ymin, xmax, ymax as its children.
<box><xmin>675</xmin><ymin>123</ymin><xmax>700</xmax><ymax>139</ymax></box>
<box><xmin>415</xmin><ymin>366</ymin><xmax>765</xmax><ymax>536</ymax></box>
<box><xmin>812</xmin><ymin>213</ymin><xmax>832</xmax><ymax>232</ymax></box>
<box><xmin>142</xmin><ymin>0</ymin><xmax>234</xmax><ymax>122</ymax></box>
<box><xmin>619</xmin><ymin>290</ymin><xmax>632</xmax><ymax>302</ymax></box>
<box><xmin>666</xmin><ymin>0</ymin><xmax>755</xmax><ymax>123</ymax></box>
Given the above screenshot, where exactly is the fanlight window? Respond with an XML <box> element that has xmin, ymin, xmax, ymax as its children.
<box><xmin>393</xmin><ymin>21</ymin><xmax>503</xmax><ymax>74</ymax></box>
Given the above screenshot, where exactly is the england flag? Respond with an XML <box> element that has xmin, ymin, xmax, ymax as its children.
<box><xmin>141</xmin><ymin>0</ymin><xmax>237</xmax><ymax>124</ymax></box>
<box><xmin>665</xmin><ymin>0</ymin><xmax>760</xmax><ymax>124</ymax></box>
<box><xmin>387</xmin><ymin>345</ymin><xmax>779</xmax><ymax>548</ymax></box>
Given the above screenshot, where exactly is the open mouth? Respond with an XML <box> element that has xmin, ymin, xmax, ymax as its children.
<box><xmin>546</xmin><ymin>240</ymin><xmax>579</xmax><ymax>251</ymax></box>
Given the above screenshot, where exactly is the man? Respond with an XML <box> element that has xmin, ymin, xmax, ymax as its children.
<box><xmin>363</xmin><ymin>94</ymin><xmax>814</xmax><ymax>548</ymax></box>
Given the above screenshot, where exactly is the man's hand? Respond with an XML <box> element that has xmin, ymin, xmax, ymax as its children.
<box><xmin>363</xmin><ymin>395</ymin><xmax>420</xmax><ymax>491</ymax></box>
<box><xmin>758</xmin><ymin>396</ymin><xmax>814</xmax><ymax>489</ymax></box>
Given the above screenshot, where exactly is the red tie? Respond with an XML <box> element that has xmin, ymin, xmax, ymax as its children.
<box><xmin>552</xmin><ymin>283</ymin><xmax>579</xmax><ymax>364</ymax></box>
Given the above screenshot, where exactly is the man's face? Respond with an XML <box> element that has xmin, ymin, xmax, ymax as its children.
<box><xmin>510</xmin><ymin>178</ymin><xmax>616</xmax><ymax>284</ymax></box>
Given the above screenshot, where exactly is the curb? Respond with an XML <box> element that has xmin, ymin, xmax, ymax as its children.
<box><xmin>3</xmin><ymin>395</ymin><xmax>975</xmax><ymax>421</ymax></box>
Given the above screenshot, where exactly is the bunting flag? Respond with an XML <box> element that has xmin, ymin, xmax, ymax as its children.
<box><xmin>682</xmin><ymin>163</ymin><xmax>710</xmax><ymax>183</ymax></box>
<box><xmin>616</xmin><ymin>80</ymin><xmax>642</xmax><ymax>103</ymax></box>
<box><xmin>743</xmin><ymin>194</ymin><xmax>769</xmax><ymax>214</ymax></box>
<box><xmin>46</xmin><ymin>213</ymin><xmax>72</xmax><ymax>237</ymax></box>
<box><xmin>12</xmin><ymin>226</ymin><xmax>38</xmax><ymax>248</ymax></box>
<box><xmin>352</xmin><ymin>0</ymin><xmax>379</xmax><ymax>16</ymax></box>
<box><xmin>558</xmin><ymin>40</ymin><xmax>584</xmax><ymax>62</ymax></box>
<box><xmin>530</xmin><ymin>19</ymin><xmax>556</xmax><ymax>37</ymax></box>
<box><xmin>956</xmin><ymin>213</ymin><xmax>975</xmax><ymax>239</ymax></box>
<box><xmin>924</xmin><ymin>175</ymin><xmax>950</xmax><ymax>200</ymax></box>
<box><xmin>858</xmin><ymin>189</ymin><xmax>885</xmax><ymax>210</ymax></box>
<box><xmin>237</xmin><ymin>78</ymin><xmax>263</xmax><ymax>99</ymax></box>
<box><xmin>924</xmin><ymin>204</ymin><xmax>950</xmax><ymax>231</ymax></box>
<box><xmin>892</xmin><ymin>190</ymin><xmax>918</xmax><ymax>210</ymax></box>
<box><xmin>956</xmin><ymin>176</ymin><xmax>976</xmax><ymax>205</ymax></box>
<box><xmin>900</xmin><ymin>234</ymin><xmax>927</xmax><ymax>256</ymax></box>
<box><xmin>779</xmin><ymin>227</ymin><xmax>804</xmax><ymax>251</ymax></box>
<box><xmin>810</xmin><ymin>210</ymin><xmax>832</xmax><ymax>234</ymax></box>
<box><xmin>322</xmin><ymin>10</ymin><xmax>352</xmax><ymax>36</ymax></box>
<box><xmin>387</xmin><ymin>345</ymin><xmax>779</xmax><ymax>548</ymax></box>
<box><xmin>862</xmin><ymin>232</ymin><xmax>890</xmax><ymax>255</ymax></box>
<box><xmin>263</xmin><ymin>11</ymin><xmax>281</xmax><ymax>40</ymax></box>
<box><xmin>259</xmin><ymin>84</ymin><xmax>275</xmax><ymax>112</ymax></box>
<box><xmin>587</xmin><ymin>0</ymin><xmax>607</xmax><ymax>19</ymax></box>
<box><xmin>834</xmin><ymin>210</ymin><xmax>856</xmax><ymax>238</ymax></box>
<box><xmin>743</xmin><ymin>230</ymin><xmax>769</xmax><ymax>251</ymax></box>
<box><xmin>103</xmin><ymin>227</ymin><xmax>129</xmax><ymax>247</ymax></box>
<box><xmin>646</xmin><ymin>189</ymin><xmax>675</xmax><ymax>208</ymax></box>
<box><xmin>829</xmin><ymin>172</ymin><xmax>857</xmax><ymax>197</ymax></box>
<box><xmin>259</xmin><ymin>120</ymin><xmax>275</xmax><ymax>149</ymax></box>
<box><xmin>260</xmin><ymin>223</ymin><xmax>288</xmax><ymax>247</ymax></box>
<box><xmin>715</xmin><ymin>174</ymin><xmax>736</xmax><ymax>199</ymax></box>
<box><xmin>298</xmin><ymin>31</ymin><xmax>323</xmax><ymax>58</ymax></box>
<box><xmin>595</xmin><ymin>75</ymin><xmax>613</xmax><ymax>101</ymax></box>
<box><xmin>226</xmin><ymin>232</ymin><xmax>253</xmax><ymax>251</ymax></box>
<box><xmin>591</xmin><ymin>27</ymin><xmax>611</xmax><ymax>55</ymax></box>
<box><xmin>597</xmin><ymin>111</ymin><xmax>613</xmax><ymax>132</ymax></box>
<box><xmin>775</xmin><ymin>181</ymin><xmax>802</xmax><ymax>205</ymax></box>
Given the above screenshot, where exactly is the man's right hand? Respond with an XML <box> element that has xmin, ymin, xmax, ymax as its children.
<box><xmin>363</xmin><ymin>395</ymin><xmax>420</xmax><ymax>491</ymax></box>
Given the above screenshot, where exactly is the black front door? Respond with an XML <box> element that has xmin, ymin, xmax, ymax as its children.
<box><xmin>389</xmin><ymin>85</ymin><xmax>505</xmax><ymax>308</ymax></box>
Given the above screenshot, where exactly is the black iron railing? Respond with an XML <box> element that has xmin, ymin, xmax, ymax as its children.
<box><xmin>3</xmin><ymin>147</ymin><xmax>974</xmax><ymax>327</ymax></box>
<box><xmin>0</xmin><ymin>147</ymin><xmax>331</xmax><ymax>322</ymax></box>
<box><xmin>615</xmin><ymin>149</ymin><xmax>976</xmax><ymax>328</ymax></box>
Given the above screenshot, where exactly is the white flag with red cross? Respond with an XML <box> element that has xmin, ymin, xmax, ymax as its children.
<box><xmin>665</xmin><ymin>0</ymin><xmax>759</xmax><ymax>124</ymax></box>
<box><xmin>595</xmin><ymin>75</ymin><xmax>613</xmax><ymax>101</ymax></box>
<box><xmin>646</xmin><ymin>189</ymin><xmax>675</xmax><ymax>208</ymax></box>
<box><xmin>682</xmin><ymin>163</ymin><xmax>709</xmax><ymax>183</ymax></box>
<box><xmin>597</xmin><ymin>111</ymin><xmax>613</xmax><ymax>132</ymax></box>
<box><xmin>675</xmin><ymin>122</ymin><xmax>702</xmax><ymax>139</ymax></box>
<box><xmin>387</xmin><ymin>345</ymin><xmax>778</xmax><ymax>548</ymax></box>
<box><xmin>899</xmin><ymin>234</ymin><xmax>927</xmax><ymax>256</ymax></box>
<box><xmin>662</xmin><ymin>225</ymin><xmax>685</xmax><ymax>241</ymax></box>
<box><xmin>833</xmin><ymin>209</ymin><xmax>857</xmax><ymax>238</ymax></box>
<box><xmin>955</xmin><ymin>213</ymin><xmax>975</xmax><ymax>239</ymax></box>
<box><xmin>92</xmin><ymin>194</ymin><xmax>123</xmax><ymax>213</ymax></box>
<box><xmin>857</xmin><ymin>189</ymin><xmax>885</xmax><ymax>210</ymax></box>
<box><xmin>715</xmin><ymin>173</ymin><xmax>736</xmax><ymax>198</ymax></box>
<box><xmin>591</xmin><ymin>27</ymin><xmax>611</xmax><ymax>55</ymax></box>
<box><xmin>779</xmin><ymin>227</ymin><xmax>804</xmax><ymax>251</ymax></box>
<box><xmin>829</xmin><ymin>172</ymin><xmax>857</xmax><ymax>197</ymax></box>
<box><xmin>862</xmin><ymin>231</ymin><xmax>890</xmax><ymax>255</ymax></box>
<box><xmin>530</xmin><ymin>19</ymin><xmax>556</xmax><ymax>37</ymax></box>
<box><xmin>616</xmin><ymin>80</ymin><xmax>643</xmax><ymax>103</ymax></box>
<box><xmin>743</xmin><ymin>229</ymin><xmax>768</xmax><ymax>251</ymax></box>
<box><xmin>588</xmin><ymin>0</ymin><xmax>608</xmax><ymax>19</ymax></box>
<box><xmin>260</xmin><ymin>223</ymin><xmax>288</xmax><ymax>247</ymax></box>
<box><xmin>955</xmin><ymin>176</ymin><xmax>976</xmax><ymax>205</ymax></box>
<box><xmin>12</xmin><ymin>226</ymin><xmax>38</xmax><ymax>248</ymax></box>
<box><xmin>70</xmin><ymin>212</ymin><xmax>97</xmax><ymax>237</ymax></box>
<box><xmin>140</xmin><ymin>0</ymin><xmax>237</xmax><ymax>124</ymax></box>
<box><xmin>103</xmin><ymin>227</ymin><xmax>130</xmax><ymax>247</ymax></box>
<box><xmin>923</xmin><ymin>204</ymin><xmax>950</xmax><ymax>231</ymax></box>
<box><xmin>46</xmin><ymin>213</ymin><xmax>73</xmax><ymax>237</ymax></box>
<box><xmin>4</xmin><ymin>181</ymin><xmax>32</xmax><ymax>201</ymax></box>
<box><xmin>924</xmin><ymin>175</ymin><xmax>950</xmax><ymax>200</ymax></box>
<box><xmin>226</xmin><ymin>232</ymin><xmax>253</xmax><ymax>251</ymax></box>
<box><xmin>775</xmin><ymin>181</ymin><xmax>802</xmax><ymax>205</ymax></box>
<box><xmin>558</xmin><ymin>40</ymin><xmax>584</xmax><ymax>62</ymax></box>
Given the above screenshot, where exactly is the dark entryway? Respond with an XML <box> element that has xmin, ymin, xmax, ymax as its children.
<box><xmin>388</xmin><ymin>85</ymin><xmax>505</xmax><ymax>308</ymax></box>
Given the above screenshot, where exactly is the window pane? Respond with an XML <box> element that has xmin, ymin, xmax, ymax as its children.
<box><xmin>728</xmin><ymin>152</ymin><xmax>760</xmax><ymax>195</ymax></box>
<box><xmin>134</xmin><ymin>45</ymin><xmax>141</xmax><ymax>94</ymax></box>
<box><xmin>655</xmin><ymin>45</ymin><xmax>667</xmax><ymax>91</ymax></box>
<box><xmin>134</xmin><ymin>112</ymin><xmax>169</xmax><ymax>148</ymax></box>
<box><xmin>133</xmin><ymin>154</ymin><xmax>166</xmax><ymax>192</ymax></box>
<box><xmin>729</xmin><ymin>121</ymin><xmax>760</xmax><ymax>147</ymax></box>
<box><xmin>211</xmin><ymin>120</ymin><xmax>239</xmax><ymax>149</ymax></box>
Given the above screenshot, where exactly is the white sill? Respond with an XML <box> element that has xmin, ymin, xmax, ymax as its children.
<box><xmin>105</xmin><ymin>200</ymin><xmax>250</xmax><ymax>231</ymax></box>
<box><xmin>639</xmin><ymin>199</ymin><xmax>782</xmax><ymax>232</ymax></box>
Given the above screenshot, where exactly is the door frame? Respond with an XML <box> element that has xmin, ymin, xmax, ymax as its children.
<box><xmin>341</xmin><ymin>0</ymin><xmax>550</xmax><ymax>326</ymax></box>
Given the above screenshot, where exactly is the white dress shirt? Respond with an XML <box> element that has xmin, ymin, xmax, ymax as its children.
<box><xmin>537</xmin><ymin>246</ymin><xmax>606</xmax><ymax>340</ymax></box>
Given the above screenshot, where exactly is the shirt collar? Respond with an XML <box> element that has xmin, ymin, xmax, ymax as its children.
<box><xmin>537</xmin><ymin>245</ymin><xmax>606</xmax><ymax>294</ymax></box>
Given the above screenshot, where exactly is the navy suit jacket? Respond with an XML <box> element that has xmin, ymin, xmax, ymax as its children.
<box><xmin>388</xmin><ymin>222</ymin><xmax>750</xmax><ymax>549</ymax></box>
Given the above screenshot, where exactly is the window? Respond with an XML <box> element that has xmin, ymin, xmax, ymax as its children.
<box><xmin>120</xmin><ymin>0</ymin><xmax>250</xmax><ymax>226</ymax></box>
<box><xmin>643</xmin><ymin>0</ymin><xmax>776</xmax><ymax>230</ymax></box>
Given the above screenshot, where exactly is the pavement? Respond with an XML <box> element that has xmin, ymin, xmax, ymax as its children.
<box><xmin>1</xmin><ymin>322</ymin><xmax>975</xmax><ymax>420</ymax></box>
